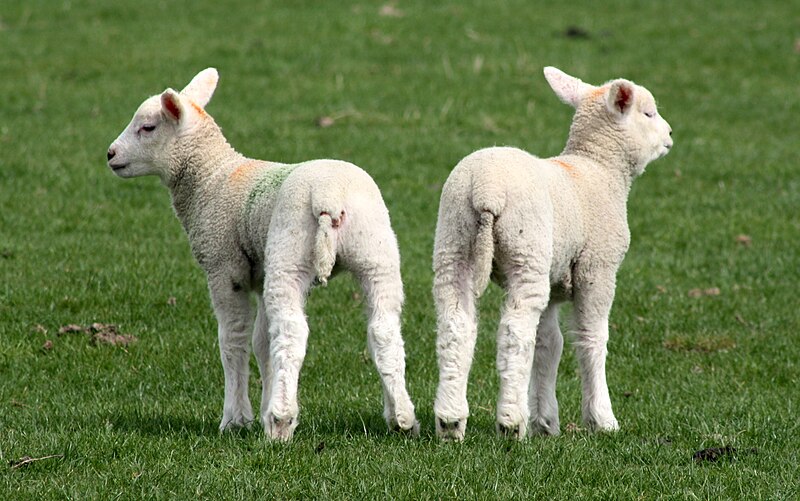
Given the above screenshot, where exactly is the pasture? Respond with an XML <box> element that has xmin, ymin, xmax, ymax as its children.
<box><xmin>1</xmin><ymin>0</ymin><xmax>798</xmax><ymax>498</ymax></box>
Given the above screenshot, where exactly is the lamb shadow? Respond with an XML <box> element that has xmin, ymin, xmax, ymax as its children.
<box><xmin>299</xmin><ymin>406</ymin><xmax>435</xmax><ymax>441</ymax></box>
<box><xmin>109</xmin><ymin>411</ymin><xmax>229</xmax><ymax>438</ymax></box>
<box><xmin>108</xmin><ymin>406</ymin><xmax>435</xmax><ymax>441</ymax></box>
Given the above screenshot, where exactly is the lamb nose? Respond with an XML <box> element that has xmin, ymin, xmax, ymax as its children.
<box><xmin>107</xmin><ymin>148</ymin><xmax>116</xmax><ymax>161</ymax></box>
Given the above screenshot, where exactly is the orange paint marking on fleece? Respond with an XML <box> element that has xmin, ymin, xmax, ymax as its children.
<box><xmin>551</xmin><ymin>159</ymin><xmax>580</xmax><ymax>178</ymax></box>
<box><xmin>190</xmin><ymin>101</ymin><xmax>207</xmax><ymax>117</ymax></box>
<box><xmin>229</xmin><ymin>161</ymin><xmax>259</xmax><ymax>184</ymax></box>
<box><xmin>587</xmin><ymin>85</ymin><xmax>609</xmax><ymax>101</ymax></box>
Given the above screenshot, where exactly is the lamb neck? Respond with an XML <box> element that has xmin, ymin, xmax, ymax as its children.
<box><xmin>167</xmin><ymin>126</ymin><xmax>246</xmax><ymax>235</ymax></box>
<box><xmin>560</xmin><ymin>137</ymin><xmax>637</xmax><ymax>196</ymax></box>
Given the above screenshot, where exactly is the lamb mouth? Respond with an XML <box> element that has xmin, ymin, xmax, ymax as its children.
<box><xmin>109</xmin><ymin>163</ymin><xmax>128</xmax><ymax>171</ymax></box>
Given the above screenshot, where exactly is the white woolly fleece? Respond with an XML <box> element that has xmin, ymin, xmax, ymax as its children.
<box><xmin>107</xmin><ymin>68</ymin><xmax>418</xmax><ymax>441</ymax></box>
<box><xmin>432</xmin><ymin>66</ymin><xmax>672</xmax><ymax>441</ymax></box>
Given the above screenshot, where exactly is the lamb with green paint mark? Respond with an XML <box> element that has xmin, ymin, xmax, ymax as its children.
<box><xmin>107</xmin><ymin>68</ymin><xmax>418</xmax><ymax>441</ymax></box>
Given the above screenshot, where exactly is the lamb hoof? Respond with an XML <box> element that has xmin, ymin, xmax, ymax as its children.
<box><xmin>390</xmin><ymin>418</ymin><xmax>420</xmax><ymax>438</ymax></box>
<box><xmin>264</xmin><ymin>413</ymin><xmax>297</xmax><ymax>442</ymax></box>
<box><xmin>530</xmin><ymin>416</ymin><xmax>560</xmax><ymax>436</ymax></box>
<box><xmin>219</xmin><ymin>412</ymin><xmax>254</xmax><ymax>432</ymax></box>
<box><xmin>497</xmin><ymin>422</ymin><xmax>526</xmax><ymax>440</ymax></box>
<box><xmin>436</xmin><ymin>417</ymin><xmax>466</xmax><ymax>442</ymax></box>
<box><xmin>585</xmin><ymin>414</ymin><xmax>619</xmax><ymax>433</ymax></box>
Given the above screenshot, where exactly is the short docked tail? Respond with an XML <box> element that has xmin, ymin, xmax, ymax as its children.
<box><xmin>472</xmin><ymin>210</ymin><xmax>495</xmax><ymax>297</ymax></box>
<box><xmin>314</xmin><ymin>212</ymin><xmax>338</xmax><ymax>286</ymax></box>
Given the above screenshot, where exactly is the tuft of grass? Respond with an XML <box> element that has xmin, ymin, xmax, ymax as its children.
<box><xmin>2</xmin><ymin>0</ymin><xmax>799</xmax><ymax>499</ymax></box>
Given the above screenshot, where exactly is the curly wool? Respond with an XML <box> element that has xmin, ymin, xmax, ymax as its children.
<box><xmin>432</xmin><ymin>67</ymin><xmax>673</xmax><ymax>441</ymax></box>
<box><xmin>107</xmin><ymin>68</ymin><xmax>418</xmax><ymax>441</ymax></box>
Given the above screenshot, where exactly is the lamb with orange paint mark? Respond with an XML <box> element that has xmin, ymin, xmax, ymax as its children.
<box><xmin>432</xmin><ymin>67</ymin><xmax>673</xmax><ymax>441</ymax></box>
<box><xmin>106</xmin><ymin>68</ymin><xmax>417</xmax><ymax>441</ymax></box>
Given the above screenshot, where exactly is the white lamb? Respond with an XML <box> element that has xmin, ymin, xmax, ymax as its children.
<box><xmin>106</xmin><ymin>68</ymin><xmax>418</xmax><ymax>441</ymax></box>
<box><xmin>432</xmin><ymin>67</ymin><xmax>673</xmax><ymax>440</ymax></box>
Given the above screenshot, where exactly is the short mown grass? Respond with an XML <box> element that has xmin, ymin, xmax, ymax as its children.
<box><xmin>2</xmin><ymin>0</ymin><xmax>799</xmax><ymax>498</ymax></box>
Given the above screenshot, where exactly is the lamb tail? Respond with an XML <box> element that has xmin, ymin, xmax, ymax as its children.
<box><xmin>314</xmin><ymin>212</ymin><xmax>337</xmax><ymax>286</ymax></box>
<box><xmin>472</xmin><ymin>210</ymin><xmax>495</xmax><ymax>297</ymax></box>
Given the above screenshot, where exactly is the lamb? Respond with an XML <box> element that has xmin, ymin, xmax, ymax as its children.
<box><xmin>106</xmin><ymin>68</ymin><xmax>418</xmax><ymax>441</ymax></box>
<box><xmin>432</xmin><ymin>67</ymin><xmax>673</xmax><ymax>441</ymax></box>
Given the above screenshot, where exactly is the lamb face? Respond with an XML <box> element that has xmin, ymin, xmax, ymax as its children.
<box><xmin>545</xmin><ymin>66</ymin><xmax>673</xmax><ymax>175</ymax></box>
<box><xmin>107</xmin><ymin>68</ymin><xmax>219</xmax><ymax>181</ymax></box>
<box><xmin>106</xmin><ymin>95</ymin><xmax>178</xmax><ymax>179</ymax></box>
<box><xmin>573</xmin><ymin>81</ymin><xmax>672</xmax><ymax>173</ymax></box>
<box><xmin>626</xmin><ymin>85</ymin><xmax>673</xmax><ymax>165</ymax></box>
<box><xmin>591</xmin><ymin>81</ymin><xmax>673</xmax><ymax>168</ymax></box>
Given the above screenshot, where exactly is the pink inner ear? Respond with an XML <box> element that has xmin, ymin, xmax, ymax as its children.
<box><xmin>164</xmin><ymin>95</ymin><xmax>181</xmax><ymax>120</ymax></box>
<box><xmin>615</xmin><ymin>84</ymin><xmax>633</xmax><ymax>113</ymax></box>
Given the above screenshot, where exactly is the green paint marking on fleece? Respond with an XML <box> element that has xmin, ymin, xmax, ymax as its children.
<box><xmin>244</xmin><ymin>164</ymin><xmax>297</xmax><ymax>216</ymax></box>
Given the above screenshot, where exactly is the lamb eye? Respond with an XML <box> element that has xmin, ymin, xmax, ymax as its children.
<box><xmin>141</xmin><ymin>125</ymin><xmax>156</xmax><ymax>132</ymax></box>
<box><xmin>643</xmin><ymin>111</ymin><xmax>655</xmax><ymax>118</ymax></box>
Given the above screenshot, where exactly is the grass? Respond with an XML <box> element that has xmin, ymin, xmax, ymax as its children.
<box><xmin>1</xmin><ymin>0</ymin><xmax>799</xmax><ymax>498</ymax></box>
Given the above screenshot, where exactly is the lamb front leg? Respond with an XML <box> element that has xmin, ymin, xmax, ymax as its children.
<box><xmin>529</xmin><ymin>302</ymin><xmax>563</xmax><ymax>436</ymax></box>
<box><xmin>253</xmin><ymin>295</ymin><xmax>272</xmax><ymax>427</ymax></box>
<box><xmin>210</xmin><ymin>281</ymin><xmax>255</xmax><ymax>431</ymax></box>
<box><xmin>573</xmin><ymin>268</ymin><xmax>620</xmax><ymax>432</ymax></box>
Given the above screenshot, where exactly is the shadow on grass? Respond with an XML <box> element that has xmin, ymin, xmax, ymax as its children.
<box><xmin>110</xmin><ymin>410</ymin><xmax>226</xmax><ymax>438</ymax></box>
<box><xmin>107</xmin><ymin>404</ymin><xmax>439</xmax><ymax>441</ymax></box>
<box><xmin>107</xmin><ymin>408</ymin><xmax>396</xmax><ymax>440</ymax></box>
<box><xmin>298</xmin><ymin>406</ymin><xmax>439</xmax><ymax>442</ymax></box>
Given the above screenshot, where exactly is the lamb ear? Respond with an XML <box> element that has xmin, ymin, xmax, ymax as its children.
<box><xmin>543</xmin><ymin>66</ymin><xmax>594</xmax><ymax>108</ymax></box>
<box><xmin>181</xmin><ymin>68</ymin><xmax>219</xmax><ymax>108</ymax></box>
<box><xmin>607</xmin><ymin>80</ymin><xmax>635</xmax><ymax>117</ymax></box>
<box><xmin>161</xmin><ymin>89</ymin><xmax>184</xmax><ymax>122</ymax></box>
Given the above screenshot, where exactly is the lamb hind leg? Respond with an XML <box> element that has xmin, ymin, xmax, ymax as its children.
<box><xmin>210</xmin><ymin>283</ymin><xmax>255</xmax><ymax>431</ymax></box>
<box><xmin>433</xmin><ymin>261</ymin><xmax>478</xmax><ymax>441</ymax></box>
<box><xmin>495</xmin><ymin>272</ymin><xmax>550</xmax><ymax>440</ymax></box>
<box><xmin>262</xmin><ymin>267</ymin><xmax>314</xmax><ymax>442</ymax></box>
<box><xmin>359</xmin><ymin>267</ymin><xmax>418</xmax><ymax>436</ymax></box>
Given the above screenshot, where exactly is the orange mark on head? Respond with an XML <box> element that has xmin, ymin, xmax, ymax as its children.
<box><xmin>587</xmin><ymin>85</ymin><xmax>609</xmax><ymax>101</ymax></box>
<box><xmin>190</xmin><ymin>101</ymin><xmax>207</xmax><ymax>117</ymax></box>
<box><xmin>551</xmin><ymin>159</ymin><xmax>580</xmax><ymax>178</ymax></box>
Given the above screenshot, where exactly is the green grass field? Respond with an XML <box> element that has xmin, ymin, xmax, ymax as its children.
<box><xmin>2</xmin><ymin>0</ymin><xmax>799</xmax><ymax>498</ymax></box>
